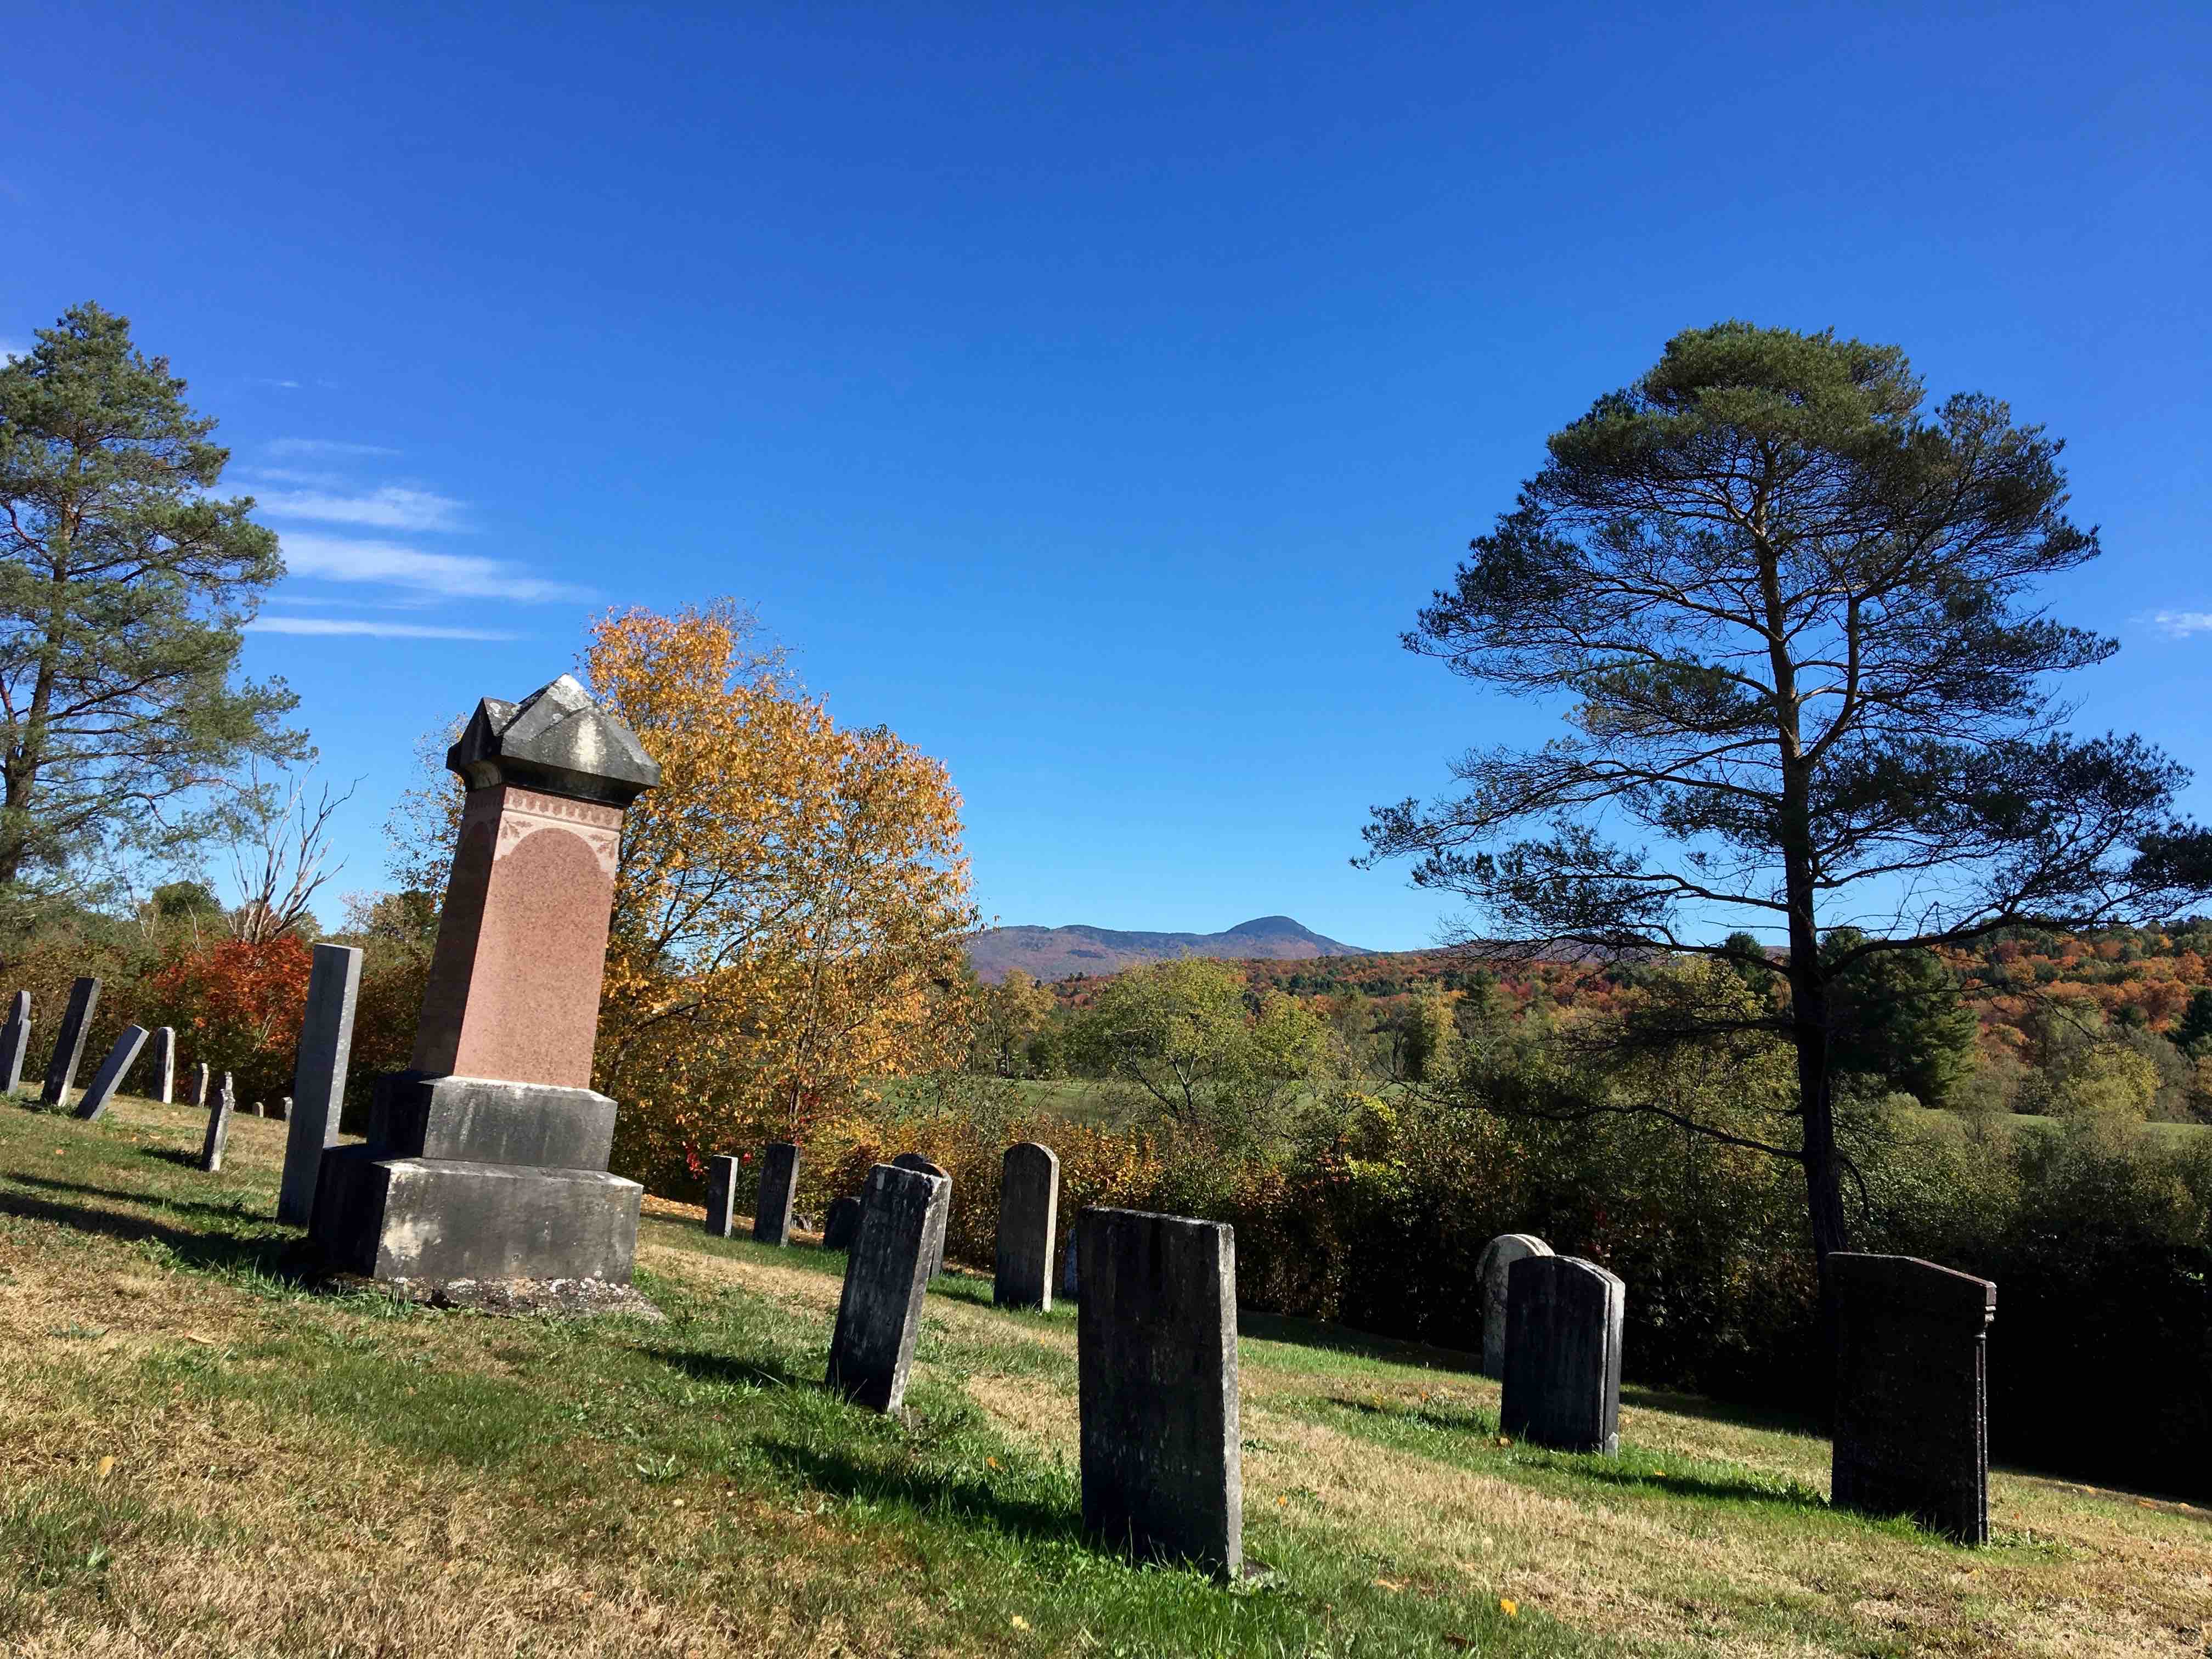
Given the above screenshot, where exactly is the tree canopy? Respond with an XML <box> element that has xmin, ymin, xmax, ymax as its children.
<box><xmin>1364</xmin><ymin>321</ymin><xmax>2212</xmax><ymax>1264</ymax></box>
<box><xmin>0</xmin><ymin>302</ymin><xmax>300</xmax><ymax>912</ymax></box>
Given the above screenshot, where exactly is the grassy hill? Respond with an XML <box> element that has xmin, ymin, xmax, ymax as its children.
<box><xmin>3</xmin><ymin>1093</ymin><xmax>2207</xmax><ymax>1657</ymax></box>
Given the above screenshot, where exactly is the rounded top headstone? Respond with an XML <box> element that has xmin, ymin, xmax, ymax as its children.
<box><xmin>1475</xmin><ymin>1232</ymin><xmax>1553</xmax><ymax>1379</ymax></box>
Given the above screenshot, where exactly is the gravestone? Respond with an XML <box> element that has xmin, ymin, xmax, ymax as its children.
<box><xmin>825</xmin><ymin>1162</ymin><xmax>949</xmax><ymax>1413</ymax></box>
<box><xmin>276</xmin><ymin>1096</ymin><xmax>291</xmax><ymax>1121</ymax></box>
<box><xmin>38</xmin><ymin>975</ymin><xmax>100</xmax><ymax>1108</ymax></box>
<box><xmin>251</xmin><ymin>1099</ymin><xmax>265</xmax><ymax>1118</ymax></box>
<box><xmin>279</xmin><ymin>943</ymin><xmax>363</xmax><ymax>1225</ymax></box>
<box><xmin>74</xmin><ymin>1026</ymin><xmax>150</xmax><ymax>1121</ymax></box>
<box><xmin>994</xmin><ymin>1141</ymin><xmax>1059</xmax><ymax>1310</ymax></box>
<box><xmin>148</xmin><ymin>1026</ymin><xmax>176</xmax><ymax>1103</ymax></box>
<box><xmin>820</xmin><ymin>1195</ymin><xmax>862</xmax><ymax>1250</ymax></box>
<box><xmin>311</xmin><ymin>676</ymin><xmax>659</xmax><ymax>1290</ymax></box>
<box><xmin>1500</xmin><ymin>1255</ymin><xmax>1624</xmax><ymax>1455</ymax></box>
<box><xmin>891</xmin><ymin>1152</ymin><xmax>950</xmax><ymax>1276</ymax></box>
<box><xmin>704</xmin><ymin>1154</ymin><xmax>741</xmax><ymax>1237</ymax></box>
<box><xmin>1076</xmin><ymin>1207</ymin><xmax>1242</xmax><ymax>1578</ymax></box>
<box><xmin>191</xmin><ymin>1063</ymin><xmax>210</xmax><ymax>1109</ymax></box>
<box><xmin>1060</xmin><ymin>1231</ymin><xmax>1079</xmax><ymax>1301</ymax></box>
<box><xmin>0</xmin><ymin>991</ymin><xmax>30</xmax><ymax>1094</ymax></box>
<box><xmin>199</xmin><ymin>1073</ymin><xmax>236</xmax><ymax>1173</ymax></box>
<box><xmin>753</xmin><ymin>1142</ymin><xmax>800</xmax><ymax>1246</ymax></box>
<box><xmin>1475</xmin><ymin>1233</ymin><xmax>1552</xmax><ymax>1379</ymax></box>
<box><xmin>1830</xmin><ymin>1252</ymin><xmax>1996</xmax><ymax>1543</ymax></box>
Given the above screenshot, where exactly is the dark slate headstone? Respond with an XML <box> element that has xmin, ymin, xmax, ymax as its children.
<box><xmin>826</xmin><ymin>1163</ymin><xmax>949</xmax><ymax>1413</ymax></box>
<box><xmin>199</xmin><ymin>1073</ymin><xmax>236</xmax><ymax>1173</ymax></box>
<box><xmin>753</xmin><ymin>1141</ymin><xmax>800</xmax><ymax>1246</ymax></box>
<box><xmin>279</xmin><ymin>943</ymin><xmax>362</xmax><ymax>1224</ymax></box>
<box><xmin>1475</xmin><ymin>1232</ymin><xmax>1552</xmax><ymax>1379</ymax></box>
<box><xmin>74</xmin><ymin>1026</ymin><xmax>149</xmax><ymax>1121</ymax></box>
<box><xmin>892</xmin><ymin>1152</ymin><xmax>950</xmax><ymax>1276</ymax></box>
<box><xmin>1501</xmin><ymin>1255</ymin><xmax>1624</xmax><ymax>1455</ymax></box>
<box><xmin>0</xmin><ymin>990</ymin><xmax>30</xmax><ymax>1094</ymax></box>
<box><xmin>704</xmin><ymin>1154</ymin><xmax>740</xmax><ymax>1238</ymax></box>
<box><xmin>820</xmin><ymin>1194</ymin><xmax>862</xmax><ymax>1250</ymax></box>
<box><xmin>995</xmin><ymin>1141</ymin><xmax>1059</xmax><ymax>1310</ymax></box>
<box><xmin>38</xmin><ymin>975</ymin><xmax>100</xmax><ymax>1108</ymax></box>
<box><xmin>1060</xmin><ymin>1230</ymin><xmax>1079</xmax><ymax>1301</ymax></box>
<box><xmin>148</xmin><ymin>1026</ymin><xmax>176</xmax><ymax>1104</ymax></box>
<box><xmin>1076</xmin><ymin>1207</ymin><xmax>1242</xmax><ymax>1578</ymax></box>
<box><xmin>1830</xmin><ymin>1252</ymin><xmax>1996</xmax><ymax>1543</ymax></box>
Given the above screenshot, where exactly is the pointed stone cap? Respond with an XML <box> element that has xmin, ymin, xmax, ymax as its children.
<box><xmin>445</xmin><ymin>674</ymin><xmax>662</xmax><ymax>807</ymax></box>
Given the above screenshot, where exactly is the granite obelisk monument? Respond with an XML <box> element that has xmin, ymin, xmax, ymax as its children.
<box><xmin>311</xmin><ymin>675</ymin><xmax>659</xmax><ymax>1293</ymax></box>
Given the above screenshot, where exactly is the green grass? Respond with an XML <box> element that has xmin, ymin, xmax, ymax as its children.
<box><xmin>2</xmin><ymin>1092</ymin><xmax>2206</xmax><ymax>1657</ymax></box>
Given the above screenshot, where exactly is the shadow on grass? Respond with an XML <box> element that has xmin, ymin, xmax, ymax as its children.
<box><xmin>756</xmin><ymin>1438</ymin><xmax>1083</xmax><ymax>1547</ymax></box>
<box><xmin>1618</xmin><ymin>1383</ymin><xmax>1825</xmax><ymax>1440</ymax></box>
<box><xmin>3</xmin><ymin>1169</ymin><xmax>258</xmax><ymax>1224</ymax></box>
<box><xmin>1238</xmin><ymin>1308</ymin><xmax>1479</xmax><ymax>1375</ymax></box>
<box><xmin>639</xmin><ymin>1345</ymin><xmax>820</xmax><ymax>1392</ymax></box>
<box><xmin>0</xmin><ymin>1184</ymin><xmax>288</xmax><ymax>1278</ymax></box>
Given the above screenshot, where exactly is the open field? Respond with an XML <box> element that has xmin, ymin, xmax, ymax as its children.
<box><xmin>3</xmin><ymin>1092</ymin><xmax>2209</xmax><ymax>1657</ymax></box>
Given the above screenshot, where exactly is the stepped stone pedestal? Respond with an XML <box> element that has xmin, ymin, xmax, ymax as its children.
<box><xmin>311</xmin><ymin>675</ymin><xmax>661</xmax><ymax>1294</ymax></box>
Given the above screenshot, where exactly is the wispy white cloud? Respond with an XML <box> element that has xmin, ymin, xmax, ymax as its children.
<box><xmin>256</xmin><ymin>484</ymin><xmax>467</xmax><ymax>532</ymax></box>
<box><xmin>279</xmin><ymin>532</ymin><xmax>592</xmax><ymax>603</ymax></box>
<box><xmin>238</xmin><ymin>466</ymin><xmax>351</xmax><ymax>488</ymax></box>
<box><xmin>266</xmin><ymin>437</ymin><xmax>399</xmax><ymax>459</ymax></box>
<box><xmin>247</xmin><ymin>617</ymin><xmax>518</xmax><ymax>640</ymax></box>
<box><xmin>2151</xmin><ymin>611</ymin><xmax>2212</xmax><ymax>637</ymax></box>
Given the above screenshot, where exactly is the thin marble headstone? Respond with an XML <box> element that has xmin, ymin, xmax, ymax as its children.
<box><xmin>704</xmin><ymin>1154</ymin><xmax>740</xmax><ymax>1237</ymax></box>
<box><xmin>1475</xmin><ymin>1233</ymin><xmax>1553</xmax><ymax>1378</ymax></box>
<box><xmin>826</xmin><ymin>1163</ymin><xmax>949</xmax><ymax>1413</ymax></box>
<box><xmin>191</xmin><ymin>1063</ymin><xmax>210</xmax><ymax>1108</ymax></box>
<box><xmin>38</xmin><ymin>975</ymin><xmax>101</xmax><ymax>1107</ymax></box>
<box><xmin>75</xmin><ymin>1026</ymin><xmax>150</xmax><ymax>1121</ymax></box>
<box><xmin>891</xmin><ymin>1152</ymin><xmax>950</xmax><ymax>1276</ymax></box>
<box><xmin>149</xmin><ymin>1026</ymin><xmax>176</xmax><ymax>1103</ymax></box>
<box><xmin>0</xmin><ymin>990</ymin><xmax>30</xmax><ymax>1094</ymax></box>
<box><xmin>199</xmin><ymin>1073</ymin><xmax>236</xmax><ymax>1173</ymax></box>
<box><xmin>278</xmin><ymin>943</ymin><xmax>362</xmax><ymax>1224</ymax></box>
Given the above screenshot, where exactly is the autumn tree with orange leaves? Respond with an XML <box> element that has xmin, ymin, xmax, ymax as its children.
<box><xmin>388</xmin><ymin>601</ymin><xmax>977</xmax><ymax>1192</ymax></box>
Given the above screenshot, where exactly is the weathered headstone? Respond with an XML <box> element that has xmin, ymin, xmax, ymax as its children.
<box><xmin>38</xmin><ymin>975</ymin><xmax>100</xmax><ymax>1108</ymax></box>
<box><xmin>826</xmin><ymin>1162</ymin><xmax>949</xmax><ymax>1413</ymax></box>
<box><xmin>820</xmin><ymin>1194</ymin><xmax>862</xmax><ymax>1250</ymax></box>
<box><xmin>1830</xmin><ymin>1252</ymin><xmax>1996</xmax><ymax>1542</ymax></box>
<box><xmin>704</xmin><ymin>1154</ymin><xmax>740</xmax><ymax>1237</ymax></box>
<box><xmin>1060</xmin><ymin>1230</ymin><xmax>1079</xmax><ymax>1301</ymax></box>
<box><xmin>1475</xmin><ymin>1233</ymin><xmax>1552</xmax><ymax>1379</ymax></box>
<box><xmin>311</xmin><ymin>676</ymin><xmax>659</xmax><ymax>1288</ymax></box>
<box><xmin>1076</xmin><ymin>1207</ymin><xmax>1242</xmax><ymax>1578</ymax></box>
<box><xmin>0</xmin><ymin>990</ymin><xmax>30</xmax><ymax>1094</ymax></box>
<box><xmin>191</xmin><ymin>1063</ymin><xmax>210</xmax><ymax>1108</ymax></box>
<box><xmin>995</xmin><ymin>1141</ymin><xmax>1059</xmax><ymax>1310</ymax></box>
<box><xmin>74</xmin><ymin>1025</ymin><xmax>150</xmax><ymax>1121</ymax></box>
<box><xmin>251</xmin><ymin>1099</ymin><xmax>266</xmax><ymax>1118</ymax></box>
<box><xmin>148</xmin><ymin>1026</ymin><xmax>176</xmax><ymax>1103</ymax></box>
<box><xmin>199</xmin><ymin>1073</ymin><xmax>236</xmax><ymax>1173</ymax></box>
<box><xmin>1500</xmin><ymin>1255</ymin><xmax>1624</xmax><ymax>1455</ymax></box>
<box><xmin>891</xmin><ymin>1152</ymin><xmax>950</xmax><ymax>1276</ymax></box>
<box><xmin>276</xmin><ymin>1096</ymin><xmax>291</xmax><ymax>1121</ymax></box>
<box><xmin>279</xmin><ymin>943</ymin><xmax>362</xmax><ymax>1226</ymax></box>
<box><xmin>753</xmin><ymin>1142</ymin><xmax>800</xmax><ymax>1246</ymax></box>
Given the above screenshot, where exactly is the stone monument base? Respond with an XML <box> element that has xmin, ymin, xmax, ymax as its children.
<box><xmin>318</xmin><ymin>1268</ymin><xmax>662</xmax><ymax>1319</ymax></box>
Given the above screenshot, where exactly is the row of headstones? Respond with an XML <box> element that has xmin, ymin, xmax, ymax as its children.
<box><xmin>1474</xmin><ymin>1232</ymin><xmax>1997</xmax><ymax>1543</ymax></box>
<box><xmin>6</xmin><ymin>946</ymin><xmax>365</xmax><ymax>1200</ymax></box>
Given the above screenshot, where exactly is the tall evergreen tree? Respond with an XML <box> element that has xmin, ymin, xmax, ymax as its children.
<box><xmin>1364</xmin><ymin>322</ymin><xmax>2212</xmax><ymax>1271</ymax></box>
<box><xmin>0</xmin><ymin>303</ymin><xmax>300</xmax><ymax>904</ymax></box>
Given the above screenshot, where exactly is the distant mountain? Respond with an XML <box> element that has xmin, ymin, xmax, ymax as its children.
<box><xmin>966</xmin><ymin>915</ymin><xmax>1372</xmax><ymax>984</ymax></box>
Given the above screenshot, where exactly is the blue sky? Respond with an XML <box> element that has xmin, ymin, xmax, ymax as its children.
<box><xmin>5</xmin><ymin>2</ymin><xmax>2208</xmax><ymax>950</ymax></box>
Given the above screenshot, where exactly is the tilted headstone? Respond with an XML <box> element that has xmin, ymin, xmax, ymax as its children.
<box><xmin>891</xmin><ymin>1152</ymin><xmax>950</xmax><ymax>1276</ymax></box>
<box><xmin>148</xmin><ymin>1026</ymin><xmax>176</xmax><ymax>1104</ymax></box>
<box><xmin>1830</xmin><ymin>1252</ymin><xmax>1996</xmax><ymax>1543</ymax></box>
<box><xmin>75</xmin><ymin>1026</ymin><xmax>150</xmax><ymax>1121</ymax></box>
<box><xmin>0</xmin><ymin>990</ymin><xmax>30</xmax><ymax>1094</ymax></box>
<box><xmin>820</xmin><ymin>1194</ymin><xmax>862</xmax><ymax>1250</ymax></box>
<box><xmin>994</xmin><ymin>1141</ymin><xmax>1060</xmax><ymax>1310</ymax></box>
<box><xmin>1076</xmin><ymin>1207</ymin><xmax>1242</xmax><ymax>1578</ymax></box>
<box><xmin>704</xmin><ymin>1154</ymin><xmax>741</xmax><ymax>1237</ymax></box>
<box><xmin>199</xmin><ymin>1073</ymin><xmax>236</xmax><ymax>1173</ymax></box>
<box><xmin>191</xmin><ymin>1063</ymin><xmax>210</xmax><ymax>1108</ymax></box>
<box><xmin>279</xmin><ymin>943</ymin><xmax>363</xmax><ymax>1225</ymax></box>
<box><xmin>1475</xmin><ymin>1233</ymin><xmax>1552</xmax><ymax>1379</ymax></box>
<box><xmin>826</xmin><ymin>1162</ymin><xmax>949</xmax><ymax>1413</ymax></box>
<box><xmin>310</xmin><ymin>675</ymin><xmax>659</xmax><ymax>1287</ymax></box>
<box><xmin>38</xmin><ymin>975</ymin><xmax>101</xmax><ymax>1108</ymax></box>
<box><xmin>753</xmin><ymin>1142</ymin><xmax>800</xmax><ymax>1246</ymax></box>
<box><xmin>1500</xmin><ymin>1255</ymin><xmax>1624</xmax><ymax>1455</ymax></box>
